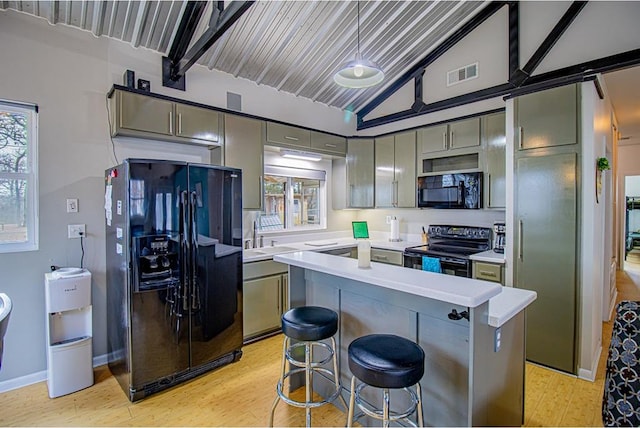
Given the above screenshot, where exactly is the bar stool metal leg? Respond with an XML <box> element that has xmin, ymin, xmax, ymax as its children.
<box><xmin>383</xmin><ymin>388</ymin><xmax>390</xmax><ymax>428</ymax></box>
<box><xmin>305</xmin><ymin>341</ymin><xmax>312</xmax><ymax>427</ymax></box>
<box><xmin>416</xmin><ymin>383</ymin><xmax>424</xmax><ymax>427</ymax></box>
<box><xmin>347</xmin><ymin>375</ymin><xmax>357</xmax><ymax>428</ymax></box>
<box><xmin>269</xmin><ymin>336</ymin><xmax>290</xmax><ymax>426</ymax></box>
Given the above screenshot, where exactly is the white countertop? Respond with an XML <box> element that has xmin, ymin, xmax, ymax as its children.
<box><xmin>274</xmin><ymin>251</ymin><xmax>502</xmax><ymax>309</ymax></box>
<box><xmin>488</xmin><ymin>286</ymin><xmax>536</xmax><ymax>327</ymax></box>
<box><xmin>243</xmin><ymin>237</ymin><xmax>418</xmax><ymax>263</ymax></box>
<box><xmin>469</xmin><ymin>250</ymin><xmax>506</xmax><ymax>264</ymax></box>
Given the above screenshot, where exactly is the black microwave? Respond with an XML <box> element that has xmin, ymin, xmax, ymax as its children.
<box><xmin>417</xmin><ymin>172</ymin><xmax>482</xmax><ymax>209</ymax></box>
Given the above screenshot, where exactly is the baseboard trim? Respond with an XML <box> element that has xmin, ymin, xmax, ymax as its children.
<box><xmin>606</xmin><ymin>289</ymin><xmax>618</xmax><ymax>321</ymax></box>
<box><xmin>0</xmin><ymin>353</ymin><xmax>108</xmax><ymax>393</ymax></box>
<box><xmin>578</xmin><ymin>345</ymin><xmax>602</xmax><ymax>382</ymax></box>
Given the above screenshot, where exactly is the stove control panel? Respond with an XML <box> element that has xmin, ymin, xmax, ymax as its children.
<box><xmin>428</xmin><ymin>225</ymin><xmax>491</xmax><ymax>240</ymax></box>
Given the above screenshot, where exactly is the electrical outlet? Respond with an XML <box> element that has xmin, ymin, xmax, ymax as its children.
<box><xmin>494</xmin><ymin>327</ymin><xmax>502</xmax><ymax>352</ymax></box>
<box><xmin>66</xmin><ymin>198</ymin><xmax>78</xmax><ymax>213</ymax></box>
<box><xmin>385</xmin><ymin>215</ymin><xmax>392</xmax><ymax>224</ymax></box>
<box><xmin>68</xmin><ymin>224</ymin><xmax>86</xmax><ymax>239</ymax></box>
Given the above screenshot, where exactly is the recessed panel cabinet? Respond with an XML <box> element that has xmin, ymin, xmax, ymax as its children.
<box><xmin>224</xmin><ymin>115</ymin><xmax>265</xmax><ymax>210</ymax></box>
<box><xmin>375</xmin><ymin>131</ymin><xmax>416</xmax><ymax>208</ymax></box>
<box><xmin>243</xmin><ymin>260</ymin><xmax>288</xmax><ymax>342</ymax></box>
<box><xmin>109</xmin><ymin>88</ymin><xmax>221</xmax><ymax>146</ymax></box>
<box><xmin>482</xmin><ymin>112</ymin><xmax>506</xmax><ymax>208</ymax></box>
<box><xmin>333</xmin><ymin>138</ymin><xmax>375</xmax><ymax>209</ymax></box>
<box><xmin>515</xmin><ymin>84</ymin><xmax>578</xmax><ymax>150</ymax></box>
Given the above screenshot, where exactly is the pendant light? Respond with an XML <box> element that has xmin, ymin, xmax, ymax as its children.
<box><xmin>333</xmin><ymin>0</ymin><xmax>384</xmax><ymax>88</ymax></box>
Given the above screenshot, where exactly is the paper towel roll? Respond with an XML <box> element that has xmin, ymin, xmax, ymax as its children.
<box><xmin>390</xmin><ymin>218</ymin><xmax>400</xmax><ymax>241</ymax></box>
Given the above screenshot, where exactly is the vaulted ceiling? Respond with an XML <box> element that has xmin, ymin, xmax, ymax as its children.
<box><xmin>0</xmin><ymin>0</ymin><xmax>488</xmax><ymax>112</ymax></box>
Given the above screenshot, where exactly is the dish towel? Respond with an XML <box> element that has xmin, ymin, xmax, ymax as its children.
<box><xmin>422</xmin><ymin>256</ymin><xmax>442</xmax><ymax>273</ymax></box>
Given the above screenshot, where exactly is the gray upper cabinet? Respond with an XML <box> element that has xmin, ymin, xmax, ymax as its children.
<box><xmin>224</xmin><ymin>114</ymin><xmax>264</xmax><ymax>210</ymax></box>
<box><xmin>449</xmin><ymin>117</ymin><xmax>480</xmax><ymax>150</ymax></box>
<box><xmin>109</xmin><ymin>89</ymin><xmax>221</xmax><ymax>146</ymax></box>
<box><xmin>348</xmin><ymin>138</ymin><xmax>375</xmax><ymax>208</ymax></box>
<box><xmin>482</xmin><ymin>112</ymin><xmax>506</xmax><ymax>208</ymax></box>
<box><xmin>266</xmin><ymin>122</ymin><xmax>310</xmax><ymax>149</ymax></box>
<box><xmin>375</xmin><ymin>131</ymin><xmax>416</xmax><ymax>208</ymax></box>
<box><xmin>310</xmin><ymin>131</ymin><xmax>347</xmax><ymax>155</ymax></box>
<box><xmin>114</xmin><ymin>90</ymin><xmax>173</xmax><ymax>136</ymax></box>
<box><xmin>175</xmin><ymin>103</ymin><xmax>220</xmax><ymax>143</ymax></box>
<box><xmin>515</xmin><ymin>84</ymin><xmax>578</xmax><ymax>150</ymax></box>
<box><xmin>419</xmin><ymin>118</ymin><xmax>479</xmax><ymax>155</ymax></box>
<box><xmin>418</xmin><ymin>123</ymin><xmax>448</xmax><ymax>154</ymax></box>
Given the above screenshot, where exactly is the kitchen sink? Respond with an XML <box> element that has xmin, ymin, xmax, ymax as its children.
<box><xmin>244</xmin><ymin>246</ymin><xmax>298</xmax><ymax>257</ymax></box>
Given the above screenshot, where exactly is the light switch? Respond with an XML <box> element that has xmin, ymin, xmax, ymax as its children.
<box><xmin>66</xmin><ymin>198</ymin><xmax>78</xmax><ymax>213</ymax></box>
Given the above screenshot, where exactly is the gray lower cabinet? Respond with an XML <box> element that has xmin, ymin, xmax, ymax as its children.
<box><xmin>375</xmin><ymin>131</ymin><xmax>416</xmax><ymax>208</ymax></box>
<box><xmin>515</xmin><ymin>84</ymin><xmax>578</xmax><ymax>150</ymax></box>
<box><xmin>293</xmin><ymin>268</ymin><xmax>524</xmax><ymax>427</ymax></box>
<box><xmin>472</xmin><ymin>261</ymin><xmax>504</xmax><ymax>284</ymax></box>
<box><xmin>515</xmin><ymin>152</ymin><xmax>578</xmax><ymax>374</ymax></box>
<box><xmin>224</xmin><ymin>115</ymin><xmax>265</xmax><ymax>210</ymax></box>
<box><xmin>483</xmin><ymin>112</ymin><xmax>506</xmax><ymax>208</ymax></box>
<box><xmin>242</xmin><ymin>260</ymin><xmax>288</xmax><ymax>342</ymax></box>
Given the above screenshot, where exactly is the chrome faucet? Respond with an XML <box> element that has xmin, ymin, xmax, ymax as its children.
<box><xmin>252</xmin><ymin>221</ymin><xmax>258</xmax><ymax>249</ymax></box>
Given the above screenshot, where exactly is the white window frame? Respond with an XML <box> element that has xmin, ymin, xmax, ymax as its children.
<box><xmin>261</xmin><ymin>164</ymin><xmax>327</xmax><ymax>233</ymax></box>
<box><xmin>0</xmin><ymin>100</ymin><xmax>38</xmax><ymax>253</ymax></box>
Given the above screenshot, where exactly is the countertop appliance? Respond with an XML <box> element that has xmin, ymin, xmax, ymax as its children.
<box><xmin>105</xmin><ymin>159</ymin><xmax>243</xmax><ymax>401</ymax></box>
<box><xmin>493</xmin><ymin>222</ymin><xmax>505</xmax><ymax>253</ymax></box>
<box><xmin>403</xmin><ymin>225</ymin><xmax>491</xmax><ymax>277</ymax></box>
<box><xmin>417</xmin><ymin>172</ymin><xmax>482</xmax><ymax>209</ymax></box>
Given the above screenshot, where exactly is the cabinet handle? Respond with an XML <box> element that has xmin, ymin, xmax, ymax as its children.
<box><xmin>393</xmin><ymin>180</ymin><xmax>398</xmax><ymax>206</ymax></box>
<box><xmin>168</xmin><ymin>112</ymin><xmax>173</xmax><ymax>134</ymax></box>
<box><xmin>277</xmin><ymin>278</ymin><xmax>281</xmax><ymax>314</ymax></box>
<box><xmin>325</xmin><ymin>143</ymin><xmax>337</xmax><ymax>148</ymax></box>
<box><xmin>479</xmin><ymin>271</ymin><xmax>497</xmax><ymax>277</ymax></box>
<box><xmin>284</xmin><ymin>136</ymin><xmax>299</xmax><ymax>141</ymax></box>
<box><xmin>518</xmin><ymin>220</ymin><xmax>524</xmax><ymax>261</ymax></box>
<box><xmin>518</xmin><ymin>126</ymin><xmax>523</xmax><ymax>149</ymax></box>
<box><xmin>178</xmin><ymin>113</ymin><xmax>183</xmax><ymax>134</ymax></box>
<box><xmin>373</xmin><ymin>255</ymin><xmax>388</xmax><ymax>261</ymax></box>
<box><xmin>487</xmin><ymin>173</ymin><xmax>492</xmax><ymax>207</ymax></box>
<box><xmin>450</xmin><ymin>131</ymin><xmax>454</xmax><ymax>148</ymax></box>
<box><xmin>259</xmin><ymin>176</ymin><xmax>264</xmax><ymax>210</ymax></box>
<box><xmin>442</xmin><ymin>132</ymin><xmax>447</xmax><ymax>150</ymax></box>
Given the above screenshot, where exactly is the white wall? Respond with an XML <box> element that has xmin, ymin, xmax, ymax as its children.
<box><xmin>0</xmin><ymin>10</ymin><xmax>354</xmax><ymax>387</ymax></box>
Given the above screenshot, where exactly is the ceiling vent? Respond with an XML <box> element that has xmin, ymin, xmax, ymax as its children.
<box><xmin>447</xmin><ymin>63</ymin><xmax>478</xmax><ymax>87</ymax></box>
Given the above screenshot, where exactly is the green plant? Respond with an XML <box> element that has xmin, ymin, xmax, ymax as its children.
<box><xmin>597</xmin><ymin>157</ymin><xmax>610</xmax><ymax>171</ymax></box>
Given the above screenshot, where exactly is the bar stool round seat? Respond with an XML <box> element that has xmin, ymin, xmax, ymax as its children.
<box><xmin>347</xmin><ymin>334</ymin><xmax>425</xmax><ymax>427</ymax></box>
<box><xmin>269</xmin><ymin>306</ymin><xmax>347</xmax><ymax>427</ymax></box>
<box><xmin>281</xmin><ymin>306</ymin><xmax>338</xmax><ymax>342</ymax></box>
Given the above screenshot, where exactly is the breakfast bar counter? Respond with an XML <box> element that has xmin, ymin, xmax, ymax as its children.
<box><xmin>274</xmin><ymin>251</ymin><xmax>536</xmax><ymax>427</ymax></box>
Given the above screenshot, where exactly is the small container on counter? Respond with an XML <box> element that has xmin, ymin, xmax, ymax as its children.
<box><xmin>357</xmin><ymin>240</ymin><xmax>371</xmax><ymax>268</ymax></box>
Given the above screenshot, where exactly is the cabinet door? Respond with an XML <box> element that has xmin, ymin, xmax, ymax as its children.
<box><xmin>119</xmin><ymin>91</ymin><xmax>173</xmax><ymax>136</ymax></box>
<box><xmin>449</xmin><ymin>117</ymin><xmax>480</xmax><ymax>150</ymax></box>
<box><xmin>175</xmin><ymin>104</ymin><xmax>220</xmax><ymax>143</ymax></box>
<box><xmin>418</xmin><ymin>123</ymin><xmax>448</xmax><ymax>154</ymax></box>
<box><xmin>394</xmin><ymin>131</ymin><xmax>416</xmax><ymax>208</ymax></box>
<box><xmin>266</xmin><ymin>122</ymin><xmax>311</xmax><ymax>148</ymax></box>
<box><xmin>224</xmin><ymin>115</ymin><xmax>264</xmax><ymax>210</ymax></box>
<box><xmin>242</xmin><ymin>275</ymin><xmax>282</xmax><ymax>339</ymax></box>
<box><xmin>515</xmin><ymin>84</ymin><xmax>578</xmax><ymax>150</ymax></box>
<box><xmin>347</xmin><ymin>138</ymin><xmax>374</xmax><ymax>208</ymax></box>
<box><xmin>483</xmin><ymin>113</ymin><xmax>506</xmax><ymax>208</ymax></box>
<box><xmin>310</xmin><ymin>131</ymin><xmax>346</xmax><ymax>155</ymax></box>
<box><xmin>375</xmin><ymin>135</ymin><xmax>395</xmax><ymax>208</ymax></box>
<box><xmin>515</xmin><ymin>153</ymin><xmax>577</xmax><ymax>373</ymax></box>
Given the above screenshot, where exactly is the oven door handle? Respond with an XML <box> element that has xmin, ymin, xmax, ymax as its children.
<box><xmin>440</xmin><ymin>257</ymin><xmax>468</xmax><ymax>266</ymax></box>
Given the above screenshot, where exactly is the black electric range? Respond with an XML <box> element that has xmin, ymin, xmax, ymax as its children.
<box><xmin>403</xmin><ymin>225</ymin><xmax>492</xmax><ymax>277</ymax></box>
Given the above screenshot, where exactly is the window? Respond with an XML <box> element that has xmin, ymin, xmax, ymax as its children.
<box><xmin>260</xmin><ymin>165</ymin><xmax>326</xmax><ymax>232</ymax></box>
<box><xmin>0</xmin><ymin>100</ymin><xmax>38</xmax><ymax>252</ymax></box>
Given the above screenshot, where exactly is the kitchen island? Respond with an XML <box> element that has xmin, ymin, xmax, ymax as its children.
<box><xmin>274</xmin><ymin>251</ymin><xmax>536</xmax><ymax>427</ymax></box>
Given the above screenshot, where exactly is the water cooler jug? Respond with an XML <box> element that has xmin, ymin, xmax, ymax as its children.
<box><xmin>45</xmin><ymin>268</ymin><xmax>93</xmax><ymax>398</ymax></box>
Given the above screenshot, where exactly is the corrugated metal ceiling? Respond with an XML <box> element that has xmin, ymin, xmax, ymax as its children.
<box><xmin>0</xmin><ymin>0</ymin><xmax>489</xmax><ymax>112</ymax></box>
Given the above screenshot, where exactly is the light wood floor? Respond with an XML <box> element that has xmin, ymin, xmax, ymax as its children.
<box><xmin>2</xmin><ymin>257</ymin><xmax>640</xmax><ymax>427</ymax></box>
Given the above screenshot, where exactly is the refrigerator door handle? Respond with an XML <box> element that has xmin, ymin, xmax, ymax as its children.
<box><xmin>180</xmin><ymin>190</ymin><xmax>190</xmax><ymax>312</ymax></box>
<box><xmin>190</xmin><ymin>191</ymin><xmax>200</xmax><ymax>311</ymax></box>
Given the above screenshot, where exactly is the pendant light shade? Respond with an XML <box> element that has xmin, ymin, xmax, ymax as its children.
<box><xmin>333</xmin><ymin>1</ymin><xmax>384</xmax><ymax>88</ymax></box>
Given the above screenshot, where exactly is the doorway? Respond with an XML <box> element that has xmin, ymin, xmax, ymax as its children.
<box><xmin>623</xmin><ymin>175</ymin><xmax>640</xmax><ymax>271</ymax></box>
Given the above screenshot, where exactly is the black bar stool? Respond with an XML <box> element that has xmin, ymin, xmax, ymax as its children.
<box><xmin>347</xmin><ymin>334</ymin><xmax>425</xmax><ymax>427</ymax></box>
<box><xmin>269</xmin><ymin>306</ymin><xmax>347</xmax><ymax>427</ymax></box>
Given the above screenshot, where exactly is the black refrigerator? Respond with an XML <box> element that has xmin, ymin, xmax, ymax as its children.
<box><xmin>105</xmin><ymin>159</ymin><xmax>243</xmax><ymax>401</ymax></box>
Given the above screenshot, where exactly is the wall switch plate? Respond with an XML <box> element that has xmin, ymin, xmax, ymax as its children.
<box><xmin>68</xmin><ymin>224</ymin><xmax>86</xmax><ymax>239</ymax></box>
<box><xmin>66</xmin><ymin>198</ymin><xmax>78</xmax><ymax>213</ymax></box>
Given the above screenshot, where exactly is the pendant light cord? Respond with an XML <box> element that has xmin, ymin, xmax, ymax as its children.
<box><xmin>356</xmin><ymin>0</ymin><xmax>361</xmax><ymax>55</ymax></box>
